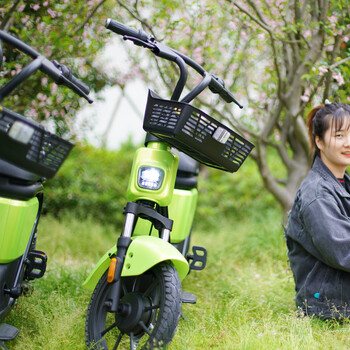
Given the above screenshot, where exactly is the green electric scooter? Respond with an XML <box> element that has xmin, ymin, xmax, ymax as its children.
<box><xmin>84</xmin><ymin>19</ymin><xmax>254</xmax><ymax>350</ymax></box>
<box><xmin>0</xmin><ymin>30</ymin><xmax>91</xmax><ymax>349</ymax></box>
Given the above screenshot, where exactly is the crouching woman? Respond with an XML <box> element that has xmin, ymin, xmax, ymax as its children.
<box><xmin>285</xmin><ymin>103</ymin><xmax>350</xmax><ymax>319</ymax></box>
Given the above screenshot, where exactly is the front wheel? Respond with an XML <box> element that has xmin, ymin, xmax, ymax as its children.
<box><xmin>85</xmin><ymin>261</ymin><xmax>182</xmax><ymax>349</ymax></box>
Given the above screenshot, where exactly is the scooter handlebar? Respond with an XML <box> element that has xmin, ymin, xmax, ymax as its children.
<box><xmin>105</xmin><ymin>18</ymin><xmax>150</xmax><ymax>42</ymax></box>
<box><xmin>0</xmin><ymin>30</ymin><xmax>92</xmax><ymax>103</ymax></box>
<box><xmin>105</xmin><ymin>18</ymin><xmax>242</xmax><ymax>108</ymax></box>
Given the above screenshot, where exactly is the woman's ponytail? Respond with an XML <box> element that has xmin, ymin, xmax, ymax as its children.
<box><xmin>306</xmin><ymin>105</ymin><xmax>324</xmax><ymax>161</ymax></box>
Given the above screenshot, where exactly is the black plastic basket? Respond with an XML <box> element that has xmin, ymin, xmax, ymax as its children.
<box><xmin>0</xmin><ymin>106</ymin><xmax>73</xmax><ymax>178</ymax></box>
<box><xmin>143</xmin><ymin>90</ymin><xmax>254</xmax><ymax>172</ymax></box>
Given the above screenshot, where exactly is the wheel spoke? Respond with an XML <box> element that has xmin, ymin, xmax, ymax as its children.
<box><xmin>121</xmin><ymin>280</ymin><xmax>128</xmax><ymax>295</ymax></box>
<box><xmin>101</xmin><ymin>321</ymin><xmax>118</xmax><ymax>336</ymax></box>
<box><xmin>138</xmin><ymin>321</ymin><xmax>152</xmax><ymax>336</ymax></box>
<box><xmin>130</xmin><ymin>332</ymin><xmax>137</xmax><ymax>350</ymax></box>
<box><xmin>144</xmin><ymin>304</ymin><xmax>160</xmax><ymax>312</ymax></box>
<box><xmin>112</xmin><ymin>332</ymin><xmax>124</xmax><ymax>350</ymax></box>
<box><xmin>142</xmin><ymin>278</ymin><xmax>158</xmax><ymax>297</ymax></box>
<box><xmin>131</xmin><ymin>276</ymin><xmax>138</xmax><ymax>292</ymax></box>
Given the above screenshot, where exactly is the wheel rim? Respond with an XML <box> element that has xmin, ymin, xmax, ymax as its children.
<box><xmin>88</xmin><ymin>268</ymin><xmax>167</xmax><ymax>349</ymax></box>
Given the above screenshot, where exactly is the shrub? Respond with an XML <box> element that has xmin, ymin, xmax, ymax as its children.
<box><xmin>196</xmin><ymin>157</ymin><xmax>280</xmax><ymax>228</ymax></box>
<box><xmin>43</xmin><ymin>141</ymin><xmax>136</xmax><ymax>227</ymax></box>
<box><xmin>43</xmin><ymin>142</ymin><xmax>280</xmax><ymax>229</ymax></box>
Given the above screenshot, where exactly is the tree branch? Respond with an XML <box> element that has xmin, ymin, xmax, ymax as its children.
<box><xmin>75</xmin><ymin>0</ymin><xmax>108</xmax><ymax>33</ymax></box>
<box><xmin>0</xmin><ymin>0</ymin><xmax>21</xmax><ymax>30</ymax></box>
<box><xmin>227</xmin><ymin>0</ymin><xmax>283</xmax><ymax>100</ymax></box>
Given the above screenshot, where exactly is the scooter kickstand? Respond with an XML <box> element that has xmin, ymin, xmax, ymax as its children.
<box><xmin>0</xmin><ymin>340</ymin><xmax>8</xmax><ymax>350</ymax></box>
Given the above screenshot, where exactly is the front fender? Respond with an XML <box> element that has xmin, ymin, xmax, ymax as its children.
<box><xmin>83</xmin><ymin>236</ymin><xmax>189</xmax><ymax>291</ymax></box>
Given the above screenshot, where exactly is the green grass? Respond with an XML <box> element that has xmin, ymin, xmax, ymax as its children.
<box><xmin>5</xmin><ymin>209</ymin><xmax>350</xmax><ymax>349</ymax></box>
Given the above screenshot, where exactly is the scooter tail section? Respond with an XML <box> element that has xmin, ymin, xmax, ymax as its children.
<box><xmin>83</xmin><ymin>235</ymin><xmax>189</xmax><ymax>291</ymax></box>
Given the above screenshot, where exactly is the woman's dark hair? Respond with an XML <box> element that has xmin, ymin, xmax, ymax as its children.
<box><xmin>306</xmin><ymin>103</ymin><xmax>350</xmax><ymax>161</ymax></box>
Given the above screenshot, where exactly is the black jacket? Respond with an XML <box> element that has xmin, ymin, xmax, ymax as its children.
<box><xmin>285</xmin><ymin>156</ymin><xmax>350</xmax><ymax>318</ymax></box>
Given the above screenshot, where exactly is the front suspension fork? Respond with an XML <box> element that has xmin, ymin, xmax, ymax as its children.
<box><xmin>106</xmin><ymin>201</ymin><xmax>173</xmax><ymax>312</ymax></box>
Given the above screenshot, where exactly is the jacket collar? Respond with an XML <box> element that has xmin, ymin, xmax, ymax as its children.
<box><xmin>312</xmin><ymin>156</ymin><xmax>350</xmax><ymax>197</ymax></box>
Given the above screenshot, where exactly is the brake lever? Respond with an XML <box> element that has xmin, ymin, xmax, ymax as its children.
<box><xmin>52</xmin><ymin>61</ymin><xmax>93</xmax><ymax>104</ymax></box>
<box><xmin>123</xmin><ymin>35</ymin><xmax>156</xmax><ymax>50</ymax></box>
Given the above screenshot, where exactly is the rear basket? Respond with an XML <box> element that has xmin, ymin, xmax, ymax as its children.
<box><xmin>143</xmin><ymin>90</ymin><xmax>254</xmax><ymax>172</ymax></box>
<box><xmin>0</xmin><ymin>106</ymin><xmax>73</xmax><ymax>178</ymax></box>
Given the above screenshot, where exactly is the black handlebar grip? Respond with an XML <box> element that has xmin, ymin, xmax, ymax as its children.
<box><xmin>105</xmin><ymin>18</ymin><xmax>149</xmax><ymax>42</ymax></box>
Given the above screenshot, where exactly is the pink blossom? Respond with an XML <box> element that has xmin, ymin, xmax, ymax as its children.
<box><xmin>32</xmin><ymin>4</ymin><xmax>40</xmax><ymax>11</ymax></box>
<box><xmin>319</xmin><ymin>66</ymin><xmax>328</xmax><ymax>75</ymax></box>
<box><xmin>51</xmin><ymin>84</ymin><xmax>58</xmax><ymax>95</ymax></box>
<box><xmin>21</xmin><ymin>16</ymin><xmax>29</xmax><ymax>24</ymax></box>
<box><xmin>228</xmin><ymin>21</ymin><xmax>237</xmax><ymax>31</ymax></box>
<box><xmin>41</xmin><ymin>77</ymin><xmax>49</xmax><ymax>85</ymax></box>
<box><xmin>304</xmin><ymin>29</ymin><xmax>312</xmax><ymax>38</ymax></box>
<box><xmin>182</xmin><ymin>25</ymin><xmax>191</xmax><ymax>35</ymax></box>
<box><xmin>301</xmin><ymin>95</ymin><xmax>309</xmax><ymax>102</ymax></box>
<box><xmin>18</xmin><ymin>4</ymin><xmax>26</xmax><ymax>12</ymax></box>
<box><xmin>328</xmin><ymin>15</ymin><xmax>338</xmax><ymax>24</ymax></box>
<box><xmin>240</xmin><ymin>31</ymin><xmax>248</xmax><ymax>40</ymax></box>
<box><xmin>332</xmin><ymin>71</ymin><xmax>344</xmax><ymax>85</ymax></box>
<box><xmin>47</xmin><ymin>8</ymin><xmax>56</xmax><ymax>18</ymax></box>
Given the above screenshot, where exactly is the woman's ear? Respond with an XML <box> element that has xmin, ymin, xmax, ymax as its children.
<box><xmin>315</xmin><ymin>135</ymin><xmax>323</xmax><ymax>151</ymax></box>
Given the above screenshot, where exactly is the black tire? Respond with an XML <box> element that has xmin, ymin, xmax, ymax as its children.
<box><xmin>85</xmin><ymin>261</ymin><xmax>182</xmax><ymax>349</ymax></box>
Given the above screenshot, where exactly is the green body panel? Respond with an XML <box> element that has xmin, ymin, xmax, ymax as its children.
<box><xmin>127</xmin><ymin>142</ymin><xmax>179</xmax><ymax>207</ymax></box>
<box><xmin>0</xmin><ymin>197</ymin><xmax>38</xmax><ymax>263</ymax></box>
<box><xmin>133</xmin><ymin>188</ymin><xmax>198</xmax><ymax>243</ymax></box>
<box><xmin>83</xmin><ymin>235</ymin><xmax>189</xmax><ymax>291</ymax></box>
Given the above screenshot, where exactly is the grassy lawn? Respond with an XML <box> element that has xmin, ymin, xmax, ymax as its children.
<box><xmin>4</xmin><ymin>208</ymin><xmax>350</xmax><ymax>349</ymax></box>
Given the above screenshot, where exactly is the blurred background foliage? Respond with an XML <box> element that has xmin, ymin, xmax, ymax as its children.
<box><xmin>43</xmin><ymin>141</ymin><xmax>280</xmax><ymax>229</ymax></box>
<box><xmin>0</xmin><ymin>0</ymin><xmax>349</xmax><ymax>217</ymax></box>
<box><xmin>0</xmin><ymin>0</ymin><xmax>115</xmax><ymax>136</ymax></box>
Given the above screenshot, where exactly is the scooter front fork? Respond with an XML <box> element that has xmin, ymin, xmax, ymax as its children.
<box><xmin>106</xmin><ymin>202</ymin><xmax>174</xmax><ymax>313</ymax></box>
<box><xmin>106</xmin><ymin>236</ymin><xmax>131</xmax><ymax>313</ymax></box>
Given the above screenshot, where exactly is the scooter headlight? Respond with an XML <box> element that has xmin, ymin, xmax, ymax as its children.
<box><xmin>137</xmin><ymin>166</ymin><xmax>164</xmax><ymax>190</ymax></box>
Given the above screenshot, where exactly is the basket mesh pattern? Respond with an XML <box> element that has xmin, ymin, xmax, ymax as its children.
<box><xmin>27</xmin><ymin>130</ymin><xmax>72</xmax><ymax>171</ymax></box>
<box><xmin>183</xmin><ymin>111</ymin><xmax>216</xmax><ymax>143</ymax></box>
<box><xmin>148</xmin><ymin>103</ymin><xmax>182</xmax><ymax>131</ymax></box>
<box><xmin>143</xmin><ymin>90</ymin><xmax>254</xmax><ymax>172</ymax></box>
<box><xmin>0</xmin><ymin>107</ymin><xmax>73</xmax><ymax>178</ymax></box>
<box><xmin>222</xmin><ymin>136</ymin><xmax>252</xmax><ymax>163</ymax></box>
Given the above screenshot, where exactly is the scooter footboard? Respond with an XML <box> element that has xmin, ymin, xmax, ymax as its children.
<box><xmin>83</xmin><ymin>235</ymin><xmax>189</xmax><ymax>291</ymax></box>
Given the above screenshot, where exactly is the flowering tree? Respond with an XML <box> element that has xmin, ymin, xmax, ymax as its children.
<box><xmin>1</xmin><ymin>0</ymin><xmax>349</xmax><ymax>215</ymax></box>
<box><xmin>111</xmin><ymin>0</ymin><xmax>350</xmax><ymax>215</ymax></box>
<box><xmin>0</xmin><ymin>0</ymin><xmax>113</xmax><ymax>136</ymax></box>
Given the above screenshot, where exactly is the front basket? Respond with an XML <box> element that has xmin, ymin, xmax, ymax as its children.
<box><xmin>143</xmin><ymin>90</ymin><xmax>254</xmax><ymax>172</ymax></box>
<box><xmin>0</xmin><ymin>106</ymin><xmax>73</xmax><ymax>178</ymax></box>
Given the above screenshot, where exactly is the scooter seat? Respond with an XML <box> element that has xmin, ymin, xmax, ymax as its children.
<box><xmin>0</xmin><ymin>159</ymin><xmax>43</xmax><ymax>199</ymax></box>
<box><xmin>0</xmin><ymin>159</ymin><xmax>41</xmax><ymax>182</ymax></box>
<box><xmin>174</xmin><ymin>150</ymin><xmax>199</xmax><ymax>190</ymax></box>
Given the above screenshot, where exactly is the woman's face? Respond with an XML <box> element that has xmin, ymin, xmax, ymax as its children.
<box><xmin>316</xmin><ymin>117</ymin><xmax>350</xmax><ymax>178</ymax></box>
